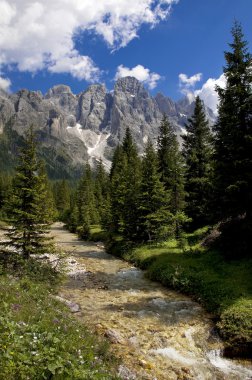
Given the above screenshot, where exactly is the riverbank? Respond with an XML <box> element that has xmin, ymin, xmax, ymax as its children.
<box><xmin>104</xmin><ymin>227</ymin><xmax>252</xmax><ymax>359</ymax></box>
<box><xmin>52</xmin><ymin>223</ymin><xmax>252</xmax><ymax>379</ymax></box>
<box><xmin>0</xmin><ymin>231</ymin><xmax>120</xmax><ymax>379</ymax></box>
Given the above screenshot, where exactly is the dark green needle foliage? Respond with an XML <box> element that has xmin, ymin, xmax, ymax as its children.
<box><xmin>76</xmin><ymin>163</ymin><xmax>99</xmax><ymax>239</ymax></box>
<box><xmin>110</xmin><ymin>127</ymin><xmax>141</xmax><ymax>239</ymax></box>
<box><xmin>157</xmin><ymin>115</ymin><xmax>186</xmax><ymax>236</ymax></box>
<box><xmin>137</xmin><ymin>139</ymin><xmax>173</xmax><ymax>242</ymax></box>
<box><xmin>182</xmin><ymin>96</ymin><xmax>213</xmax><ymax>228</ymax></box>
<box><xmin>2</xmin><ymin>127</ymin><xmax>54</xmax><ymax>261</ymax></box>
<box><xmin>214</xmin><ymin>22</ymin><xmax>252</xmax><ymax>257</ymax></box>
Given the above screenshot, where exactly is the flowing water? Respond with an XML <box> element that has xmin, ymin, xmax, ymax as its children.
<box><xmin>51</xmin><ymin>223</ymin><xmax>252</xmax><ymax>380</ymax></box>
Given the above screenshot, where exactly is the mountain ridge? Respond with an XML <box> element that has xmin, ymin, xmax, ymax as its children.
<box><xmin>0</xmin><ymin>77</ymin><xmax>215</xmax><ymax>178</ymax></box>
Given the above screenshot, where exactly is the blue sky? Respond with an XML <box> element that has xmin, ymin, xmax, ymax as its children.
<box><xmin>0</xmin><ymin>0</ymin><xmax>252</xmax><ymax>112</ymax></box>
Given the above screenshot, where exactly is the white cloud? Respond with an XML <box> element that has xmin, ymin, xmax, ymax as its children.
<box><xmin>49</xmin><ymin>54</ymin><xmax>100</xmax><ymax>82</ymax></box>
<box><xmin>0</xmin><ymin>76</ymin><xmax>11</xmax><ymax>92</ymax></box>
<box><xmin>178</xmin><ymin>72</ymin><xmax>227</xmax><ymax>114</ymax></box>
<box><xmin>195</xmin><ymin>74</ymin><xmax>226</xmax><ymax>115</ymax></box>
<box><xmin>115</xmin><ymin>64</ymin><xmax>161</xmax><ymax>89</ymax></box>
<box><xmin>0</xmin><ymin>0</ymin><xmax>178</xmax><ymax>81</ymax></box>
<box><xmin>178</xmin><ymin>72</ymin><xmax>202</xmax><ymax>103</ymax></box>
<box><xmin>179</xmin><ymin>73</ymin><xmax>202</xmax><ymax>87</ymax></box>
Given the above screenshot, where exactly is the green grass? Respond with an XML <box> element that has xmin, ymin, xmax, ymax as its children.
<box><xmin>107</xmin><ymin>228</ymin><xmax>252</xmax><ymax>358</ymax></box>
<box><xmin>89</xmin><ymin>225</ymin><xmax>108</xmax><ymax>242</ymax></box>
<box><xmin>0</xmin><ymin>262</ymin><xmax>120</xmax><ymax>379</ymax></box>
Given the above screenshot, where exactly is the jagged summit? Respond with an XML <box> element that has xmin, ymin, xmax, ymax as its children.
<box><xmin>45</xmin><ymin>85</ymin><xmax>74</xmax><ymax>98</ymax></box>
<box><xmin>0</xmin><ymin>77</ymin><xmax>215</xmax><ymax>177</ymax></box>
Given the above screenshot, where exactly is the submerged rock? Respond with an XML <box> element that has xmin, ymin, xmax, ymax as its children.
<box><xmin>104</xmin><ymin>329</ymin><xmax>125</xmax><ymax>344</ymax></box>
<box><xmin>118</xmin><ymin>365</ymin><xmax>136</xmax><ymax>380</ymax></box>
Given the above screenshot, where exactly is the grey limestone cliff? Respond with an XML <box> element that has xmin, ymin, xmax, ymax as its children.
<box><xmin>0</xmin><ymin>77</ymin><xmax>215</xmax><ymax>177</ymax></box>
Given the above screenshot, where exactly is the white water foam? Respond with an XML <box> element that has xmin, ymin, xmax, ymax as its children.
<box><xmin>150</xmin><ymin>347</ymin><xmax>196</xmax><ymax>365</ymax></box>
<box><xmin>207</xmin><ymin>350</ymin><xmax>252</xmax><ymax>378</ymax></box>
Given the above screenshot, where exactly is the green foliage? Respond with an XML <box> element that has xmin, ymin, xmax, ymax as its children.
<box><xmin>213</xmin><ymin>22</ymin><xmax>252</xmax><ymax>257</ymax></box>
<box><xmin>157</xmin><ymin>115</ymin><xmax>186</xmax><ymax>217</ymax></box>
<box><xmin>182</xmin><ymin>96</ymin><xmax>213</xmax><ymax>227</ymax></box>
<box><xmin>94</xmin><ymin>160</ymin><xmax>111</xmax><ymax>230</ymax></box>
<box><xmin>137</xmin><ymin>139</ymin><xmax>174</xmax><ymax>242</ymax></box>
<box><xmin>0</xmin><ymin>173</ymin><xmax>12</xmax><ymax>220</ymax></box>
<box><xmin>110</xmin><ymin>128</ymin><xmax>141</xmax><ymax>239</ymax></box>
<box><xmin>0</xmin><ymin>275</ymin><xmax>119</xmax><ymax>379</ymax></box>
<box><xmin>218</xmin><ymin>298</ymin><xmax>252</xmax><ymax>358</ymax></box>
<box><xmin>2</xmin><ymin>127</ymin><xmax>54</xmax><ymax>261</ymax></box>
<box><xmin>77</xmin><ymin>164</ymin><xmax>100</xmax><ymax>226</ymax></box>
<box><xmin>53</xmin><ymin>179</ymin><xmax>71</xmax><ymax>221</ymax></box>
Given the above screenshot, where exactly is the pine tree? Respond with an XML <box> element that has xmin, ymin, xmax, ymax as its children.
<box><xmin>53</xmin><ymin>179</ymin><xmax>71</xmax><ymax>220</ymax></box>
<box><xmin>3</xmin><ymin>127</ymin><xmax>54</xmax><ymax>260</ymax></box>
<box><xmin>0</xmin><ymin>173</ymin><xmax>12</xmax><ymax>218</ymax></box>
<box><xmin>94</xmin><ymin>159</ymin><xmax>111</xmax><ymax>230</ymax></box>
<box><xmin>75</xmin><ymin>163</ymin><xmax>99</xmax><ymax>238</ymax></box>
<box><xmin>137</xmin><ymin>139</ymin><xmax>173</xmax><ymax>242</ymax></box>
<box><xmin>110</xmin><ymin>145</ymin><xmax>127</xmax><ymax>233</ymax></box>
<box><xmin>109</xmin><ymin>128</ymin><xmax>141</xmax><ymax>239</ymax></box>
<box><xmin>214</xmin><ymin>22</ymin><xmax>252</xmax><ymax>219</ymax></box>
<box><xmin>37</xmin><ymin>161</ymin><xmax>57</xmax><ymax>223</ymax></box>
<box><xmin>120</xmin><ymin>127</ymin><xmax>141</xmax><ymax>239</ymax></box>
<box><xmin>182</xmin><ymin>96</ymin><xmax>213</xmax><ymax>227</ymax></box>
<box><xmin>157</xmin><ymin>115</ymin><xmax>186</xmax><ymax>235</ymax></box>
<box><xmin>213</xmin><ymin>22</ymin><xmax>252</xmax><ymax>256</ymax></box>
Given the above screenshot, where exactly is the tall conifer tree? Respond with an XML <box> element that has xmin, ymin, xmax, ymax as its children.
<box><xmin>3</xmin><ymin>127</ymin><xmax>53</xmax><ymax>260</ymax></box>
<box><xmin>214</xmin><ymin>22</ymin><xmax>252</xmax><ymax>220</ymax></box>
<box><xmin>214</xmin><ymin>22</ymin><xmax>252</xmax><ymax>256</ymax></box>
<box><xmin>137</xmin><ymin>139</ymin><xmax>173</xmax><ymax>241</ymax></box>
<box><xmin>110</xmin><ymin>128</ymin><xmax>141</xmax><ymax>239</ymax></box>
<box><xmin>182</xmin><ymin>96</ymin><xmax>213</xmax><ymax>226</ymax></box>
<box><xmin>157</xmin><ymin>115</ymin><xmax>186</xmax><ymax>224</ymax></box>
<box><xmin>76</xmin><ymin>163</ymin><xmax>99</xmax><ymax>237</ymax></box>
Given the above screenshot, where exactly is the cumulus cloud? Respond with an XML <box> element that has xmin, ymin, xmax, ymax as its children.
<box><xmin>195</xmin><ymin>74</ymin><xmax>226</xmax><ymax>115</ymax></box>
<box><xmin>179</xmin><ymin>73</ymin><xmax>202</xmax><ymax>87</ymax></box>
<box><xmin>0</xmin><ymin>76</ymin><xmax>11</xmax><ymax>92</ymax></box>
<box><xmin>0</xmin><ymin>0</ymin><xmax>178</xmax><ymax>81</ymax></box>
<box><xmin>178</xmin><ymin>71</ymin><xmax>227</xmax><ymax>114</ymax></box>
<box><xmin>115</xmin><ymin>64</ymin><xmax>161</xmax><ymax>89</ymax></box>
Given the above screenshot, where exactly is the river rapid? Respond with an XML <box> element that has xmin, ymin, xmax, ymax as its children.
<box><xmin>51</xmin><ymin>223</ymin><xmax>252</xmax><ymax>380</ymax></box>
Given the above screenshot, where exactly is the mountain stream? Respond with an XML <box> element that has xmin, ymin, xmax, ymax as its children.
<box><xmin>51</xmin><ymin>223</ymin><xmax>252</xmax><ymax>380</ymax></box>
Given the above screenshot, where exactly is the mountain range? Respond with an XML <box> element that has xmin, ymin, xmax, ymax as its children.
<box><xmin>0</xmin><ymin>76</ymin><xmax>215</xmax><ymax>178</ymax></box>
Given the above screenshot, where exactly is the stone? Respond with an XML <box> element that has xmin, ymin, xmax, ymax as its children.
<box><xmin>117</xmin><ymin>365</ymin><xmax>136</xmax><ymax>380</ymax></box>
<box><xmin>104</xmin><ymin>329</ymin><xmax>125</xmax><ymax>344</ymax></box>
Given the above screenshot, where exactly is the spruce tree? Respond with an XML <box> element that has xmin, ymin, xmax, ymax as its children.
<box><xmin>76</xmin><ymin>163</ymin><xmax>99</xmax><ymax>238</ymax></box>
<box><xmin>94</xmin><ymin>159</ymin><xmax>111</xmax><ymax>230</ymax></box>
<box><xmin>110</xmin><ymin>145</ymin><xmax>127</xmax><ymax>233</ymax></box>
<box><xmin>53</xmin><ymin>179</ymin><xmax>71</xmax><ymax>220</ymax></box>
<box><xmin>182</xmin><ymin>96</ymin><xmax>213</xmax><ymax>227</ymax></box>
<box><xmin>137</xmin><ymin>139</ymin><xmax>173</xmax><ymax>242</ymax></box>
<box><xmin>3</xmin><ymin>127</ymin><xmax>54</xmax><ymax>260</ymax></box>
<box><xmin>214</xmin><ymin>22</ymin><xmax>252</xmax><ymax>256</ymax></box>
<box><xmin>110</xmin><ymin>128</ymin><xmax>141</xmax><ymax>239</ymax></box>
<box><xmin>121</xmin><ymin>127</ymin><xmax>141</xmax><ymax>239</ymax></box>
<box><xmin>157</xmin><ymin>115</ymin><xmax>186</xmax><ymax>235</ymax></box>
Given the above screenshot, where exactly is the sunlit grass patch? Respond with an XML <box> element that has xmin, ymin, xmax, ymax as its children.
<box><xmin>0</xmin><ymin>273</ymin><xmax>120</xmax><ymax>379</ymax></box>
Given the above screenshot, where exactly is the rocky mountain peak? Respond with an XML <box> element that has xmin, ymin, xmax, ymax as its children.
<box><xmin>45</xmin><ymin>85</ymin><xmax>73</xmax><ymax>98</ymax></box>
<box><xmin>82</xmin><ymin>83</ymin><xmax>106</xmax><ymax>96</ymax></box>
<box><xmin>114</xmin><ymin>76</ymin><xmax>147</xmax><ymax>97</ymax></box>
<box><xmin>0</xmin><ymin>76</ymin><xmax>216</xmax><ymax>177</ymax></box>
